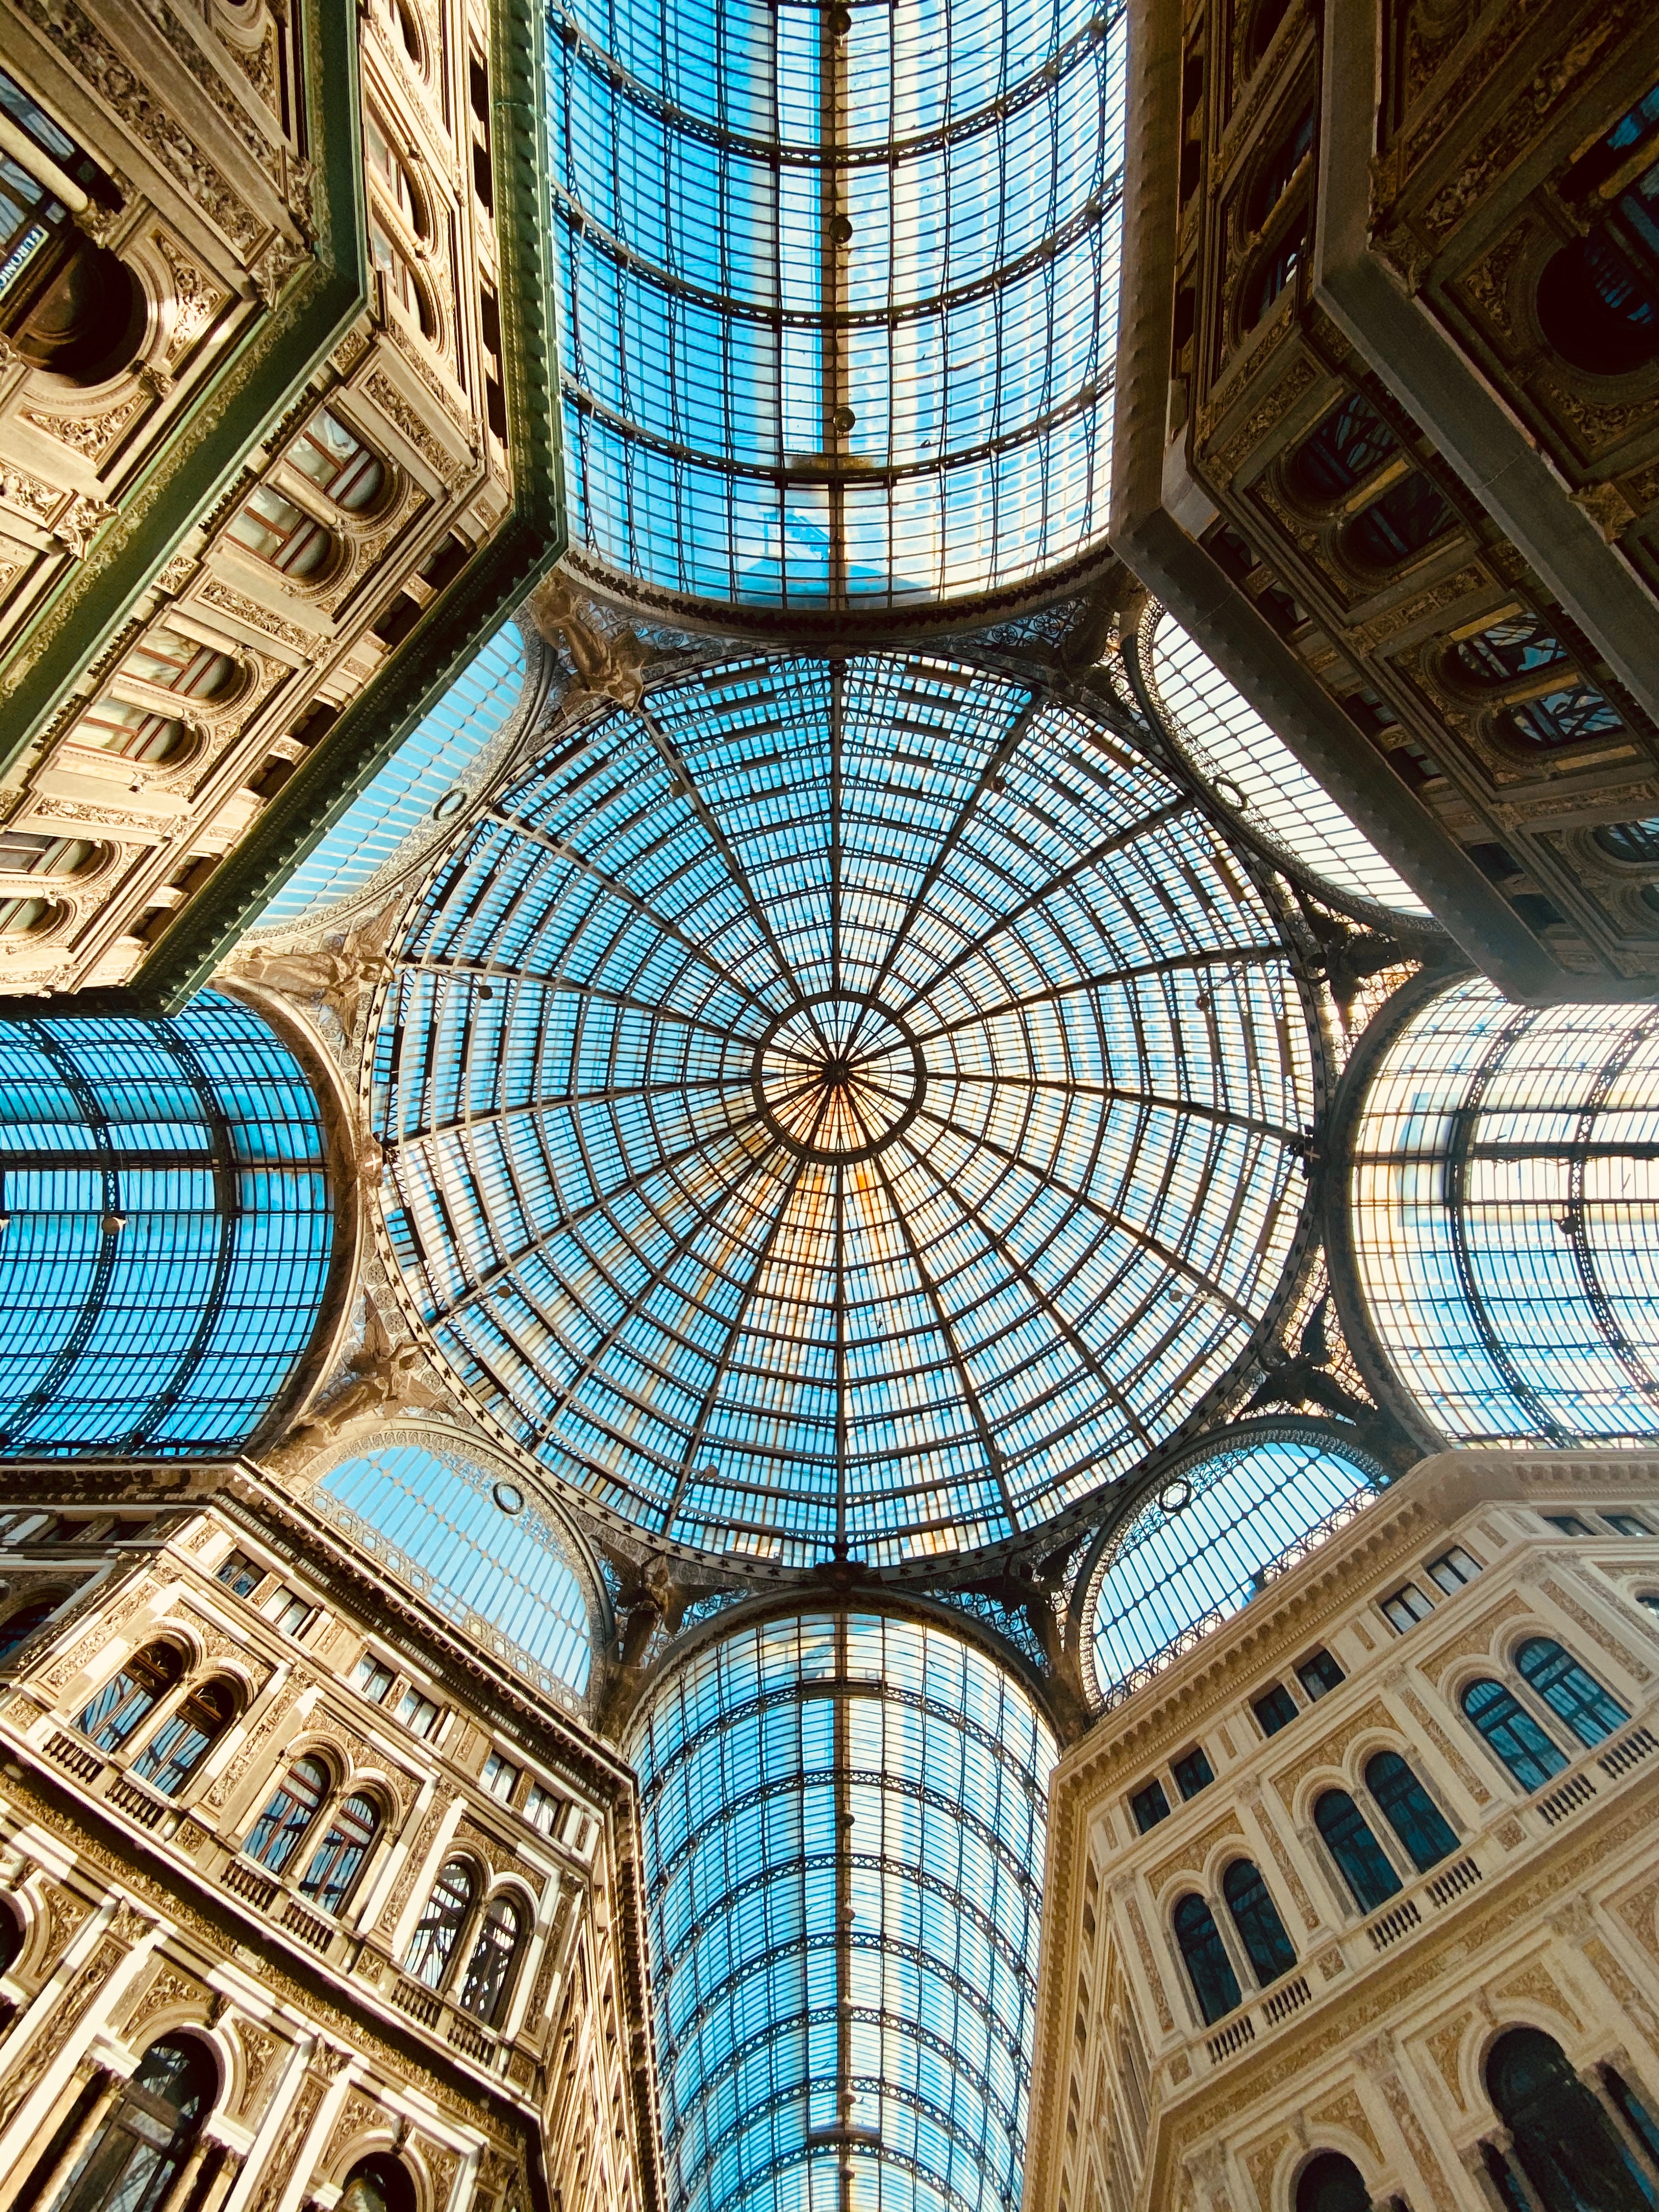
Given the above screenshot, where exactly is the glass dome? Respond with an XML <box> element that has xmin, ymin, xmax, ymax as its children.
<box><xmin>315</xmin><ymin>1440</ymin><xmax>594</xmax><ymax>1696</ymax></box>
<box><xmin>1137</xmin><ymin>605</ymin><xmax>1431</xmax><ymax>923</ymax></box>
<box><xmin>548</xmin><ymin>0</ymin><xmax>1125</xmax><ymax>616</ymax></box>
<box><xmin>630</xmin><ymin>1609</ymin><xmax>1055</xmax><ymax>2212</ymax></box>
<box><xmin>1084</xmin><ymin>1427</ymin><xmax>1383</xmax><ymax>1707</ymax></box>
<box><xmin>1346</xmin><ymin>976</ymin><xmax>1659</xmax><ymax>1442</ymax></box>
<box><xmin>373</xmin><ymin>651</ymin><xmax>1318</xmax><ymax>1570</ymax></box>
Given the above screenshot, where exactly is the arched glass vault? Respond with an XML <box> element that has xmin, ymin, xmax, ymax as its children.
<box><xmin>373</xmin><ymin>649</ymin><xmax>1318</xmax><ymax>1570</ymax></box>
<box><xmin>0</xmin><ymin>991</ymin><xmax>333</xmax><ymax>1454</ymax></box>
<box><xmin>1344</xmin><ymin>975</ymin><xmax>1659</xmax><ymax>1442</ymax></box>
<box><xmin>631</xmin><ymin>1609</ymin><xmax>1055</xmax><ymax>2212</ymax></box>
<box><xmin>549</xmin><ymin>0</ymin><xmax>1125</xmax><ymax>616</ymax></box>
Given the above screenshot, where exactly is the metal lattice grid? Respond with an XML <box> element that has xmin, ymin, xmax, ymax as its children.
<box><xmin>0</xmin><ymin>991</ymin><xmax>333</xmax><ymax>1455</ymax></box>
<box><xmin>1082</xmin><ymin>1424</ymin><xmax>1384</xmax><ymax>1709</ymax></box>
<box><xmin>630</xmin><ymin>1608</ymin><xmax>1056</xmax><ymax>2212</ymax></box>
<box><xmin>548</xmin><ymin>0</ymin><xmax>1125</xmax><ymax>613</ymax></box>
<box><xmin>314</xmin><ymin>1439</ymin><xmax>595</xmax><ymax>1697</ymax></box>
<box><xmin>1346</xmin><ymin>977</ymin><xmax>1659</xmax><ymax>1442</ymax></box>
<box><xmin>1135</xmin><ymin>605</ymin><xmax>1430</xmax><ymax>923</ymax></box>
<box><xmin>373</xmin><ymin>651</ymin><xmax>1319</xmax><ymax>1570</ymax></box>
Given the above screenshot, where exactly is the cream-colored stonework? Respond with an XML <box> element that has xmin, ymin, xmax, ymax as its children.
<box><xmin>0</xmin><ymin>1472</ymin><xmax>659</xmax><ymax>2212</ymax></box>
<box><xmin>0</xmin><ymin>0</ymin><xmax>513</xmax><ymax>990</ymax></box>
<box><xmin>1030</xmin><ymin>1451</ymin><xmax>1659</xmax><ymax>2212</ymax></box>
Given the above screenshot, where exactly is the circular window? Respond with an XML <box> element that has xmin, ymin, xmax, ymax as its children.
<box><xmin>431</xmin><ymin>788</ymin><xmax>468</xmax><ymax>820</ymax></box>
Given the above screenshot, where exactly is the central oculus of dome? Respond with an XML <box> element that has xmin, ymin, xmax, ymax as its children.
<box><xmin>752</xmin><ymin>997</ymin><xmax>925</xmax><ymax>1164</ymax></box>
<box><xmin>373</xmin><ymin>651</ymin><xmax>1316</xmax><ymax>1572</ymax></box>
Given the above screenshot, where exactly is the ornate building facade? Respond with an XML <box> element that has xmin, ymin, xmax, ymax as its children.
<box><xmin>0</xmin><ymin>0</ymin><xmax>561</xmax><ymax>998</ymax></box>
<box><xmin>1114</xmin><ymin>0</ymin><xmax>1659</xmax><ymax>999</ymax></box>
<box><xmin>1030</xmin><ymin>1451</ymin><xmax>1659</xmax><ymax>2212</ymax></box>
<box><xmin>0</xmin><ymin>1465</ymin><xmax>658</xmax><ymax>2212</ymax></box>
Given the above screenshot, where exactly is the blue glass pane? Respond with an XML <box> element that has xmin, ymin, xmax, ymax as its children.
<box><xmin>1089</xmin><ymin>1436</ymin><xmax>1379</xmax><ymax>1701</ymax></box>
<box><xmin>318</xmin><ymin>1443</ymin><xmax>592</xmax><ymax>1695</ymax></box>
<box><xmin>373</xmin><ymin>651</ymin><xmax>1316</xmax><ymax>1568</ymax></box>
<box><xmin>631</xmin><ymin>1611</ymin><xmax>1056</xmax><ymax>2212</ymax></box>
<box><xmin>548</xmin><ymin>0</ymin><xmax>1126</xmax><ymax>610</ymax></box>
<box><xmin>1348</xmin><ymin>978</ymin><xmax>1659</xmax><ymax>1442</ymax></box>
<box><xmin>0</xmin><ymin>990</ymin><xmax>331</xmax><ymax>1454</ymax></box>
<box><xmin>259</xmin><ymin>626</ymin><xmax>527</xmax><ymax>926</ymax></box>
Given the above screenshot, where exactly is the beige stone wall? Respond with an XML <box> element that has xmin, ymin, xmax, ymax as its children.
<box><xmin>1030</xmin><ymin>1451</ymin><xmax>1659</xmax><ymax>2212</ymax></box>
<box><xmin>0</xmin><ymin>1481</ymin><xmax>659</xmax><ymax>2212</ymax></box>
<box><xmin>0</xmin><ymin>0</ymin><xmax>514</xmax><ymax>991</ymax></box>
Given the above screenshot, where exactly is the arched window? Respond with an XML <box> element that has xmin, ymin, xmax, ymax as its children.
<box><xmin>1537</xmin><ymin>230</ymin><xmax>1659</xmax><ymax>379</ymax></box>
<box><xmin>130</xmin><ymin>1677</ymin><xmax>236</xmax><ymax>1796</ymax></box>
<box><xmin>1172</xmin><ymin>1893</ymin><xmax>1241</xmax><ymax>2025</ymax></box>
<box><xmin>0</xmin><ymin>830</ymin><xmax>101</xmax><ymax>878</ymax></box>
<box><xmin>300</xmin><ymin>1792</ymin><xmax>380</xmax><ymax>1915</ymax></box>
<box><xmin>1515</xmin><ymin>1638</ymin><xmax>1629</xmax><ymax>1747</ymax></box>
<box><xmin>1290</xmin><ymin>393</ymin><xmax>1399</xmax><ymax>504</ymax></box>
<box><xmin>1296</xmin><ymin>2151</ymin><xmax>1371</xmax><ymax>2212</ymax></box>
<box><xmin>1364</xmin><ymin>1751</ymin><xmax>1458</xmax><ymax>1872</ymax></box>
<box><xmin>1220</xmin><ymin>1859</ymin><xmax>1296</xmax><ymax>1985</ymax></box>
<box><xmin>0</xmin><ymin>1598</ymin><xmax>58</xmax><ymax>1664</ymax></box>
<box><xmin>1243</xmin><ymin>0</ymin><xmax>1292</xmax><ymax>71</ymax></box>
<box><xmin>0</xmin><ymin>1895</ymin><xmax>25</xmax><ymax>1977</ymax></box>
<box><xmin>1487</xmin><ymin>2026</ymin><xmax>1656</xmax><ymax>2211</ymax></box>
<box><xmin>338</xmin><ymin>2151</ymin><xmax>419</xmax><ymax>2212</ymax></box>
<box><xmin>1247</xmin><ymin>104</ymin><xmax>1313</xmax><ymax>233</ymax></box>
<box><xmin>370</xmin><ymin>215</ymin><xmax>435</xmax><ymax>340</ymax></box>
<box><xmin>1452</xmin><ymin>612</ymin><xmax>1571</xmax><ymax>687</ymax></box>
<box><xmin>59</xmin><ymin>2036</ymin><xmax>215</xmax><ymax>2212</ymax></box>
<box><xmin>71</xmin><ymin>695</ymin><xmax>188</xmax><ymax>764</ymax></box>
<box><xmin>289</xmin><ymin>410</ymin><xmax>385</xmax><ymax>514</ymax></box>
<box><xmin>1313</xmin><ymin>1788</ymin><xmax>1402</xmax><ymax>1913</ymax></box>
<box><xmin>77</xmin><ymin>1643</ymin><xmax>183</xmax><ymax>1751</ymax></box>
<box><xmin>1463</xmin><ymin>1679</ymin><xmax>1569</xmax><ymax>1791</ymax></box>
<box><xmin>365</xmin><ymin>112</ymin><xmax>428</xmax><ymax>239</ymax></box>
<box><xmin>1242</xmin><ymin>210</ymin><xmax>1308</xmax><ymax>326</ymax></box>
<box><xmin>1505</xmin><ymin>685</ymin><xmax>1624</xmax><ymax>750</ymax></box>
<box><xmin>405</xmin><ymin>1859</ymin><xmax>474</xmax><ymax>1988</ymax></box>
<box><xmin>1596</xmin><ymin>817</ymin><xmax>1659</xmax><ymax>865</ymax></box>
<box><xmin>1346</xmin><ymin>471</ymin><xmax>1454</xmax><ymax>568</ymax></box>
<box><xmin>119</xmin><ymin>625</ymin><xmax>236</xmax><ymax>704</ymax></box>
<box><xmin>228</xmin><ymin>484</ymin><xmax>333</xmax><ymax>578</ymax></box>
<box><xmin>242</xmin><ymin>1755</ymin><xmax>330</xmax><ymax>1874</ymax></box>
<box><xmin>458</xmin><ymin>1893</ymin><xmax>523</xmax><ymax>2023</ymax></box>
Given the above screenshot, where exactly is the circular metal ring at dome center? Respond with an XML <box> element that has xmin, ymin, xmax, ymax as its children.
<box><xmin>752</xmin><ymin>995</ymin><xmax>925</xmax><ymax>1164</ymax></box>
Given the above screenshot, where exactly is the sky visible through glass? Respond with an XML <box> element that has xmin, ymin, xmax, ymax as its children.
<box><xmin>632</xmin><ymin>1611</ymin><xmax>1055</xmax><ymax>2212</ymax></box>
<box><xmin>374</xmin><ymin>651</ymin><xmax>1316</xmax><ymax>1568</ymax></box>
<box><xmin>1088</xmin><ymin>1434</ymin><xmax>1380</xmax><ymax>1703</ymax></box>
<box><xmin>1349</xmin><ymin>977</ymin><xmax>1659</xmax><ymax>1443</ymax></box>
<box><xmin>548</xmin><ymin>0</ymin><xmax>1126</xmax><ymax>608</ymax></box>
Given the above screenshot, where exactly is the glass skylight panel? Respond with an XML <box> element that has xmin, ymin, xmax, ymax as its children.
<box><xmin>1348</xmin><ymin>978</ymin><xmax>1659</xmax><ymax>1442</ymax></box>
<box><xmin>631</xmin><ymin>1611</ymin><xmax>1056</xmax><ymax>2212</ymax></box>
<box><xmin>259</xmin><ymin>625</ymin><xmax>527</xmax><ymax>927</ymax></box>
<box><xmin>0</xmin><ymin>992</ymin><xmax>331</xmax><ymax>1455</ymax></box>
<box><xmin>374</xmin><ymin>652</ymin><xmax>1316</xmax><ymax>1568</ymax></box>
<box><xmin>1087</xmin><ymin>1435</ymin><xmax>1381</xmax><ymax>1704</ymax></box>
<box><xmin>1142</xmin><ymin>608</ymin><xmax>1430</xmax><ymax>921</ymax></box>
<box><xmin>547</xmin><ymin>0</ymin><xmax>1126</xmax><ymax>612</ymax></box>
<box><xmin>317</xmin><ymin>1443</ymin><xmax>592</xmax><ymax>1694</ymax></box>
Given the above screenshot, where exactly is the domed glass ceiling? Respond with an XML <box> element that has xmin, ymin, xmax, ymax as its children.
<box><xmin>373</xmin><ymin>651</ymin><xmax>1317</xmax><ymax>1570</ymax></box>
<box><xmin>548</xmin><ymin>0</ymin><xmax>1125</xmax><ymax>612</ymax></box>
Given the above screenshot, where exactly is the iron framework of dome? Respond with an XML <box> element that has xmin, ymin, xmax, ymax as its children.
<box><xmin>371</xmin><ymin>648</ymin><xmax>1321</xmax><ymax>1572</ymax></box>
<box><xmin>547</xmin><ymin>0</ymin><xmax>1126</xmax><ymax>619</ymax></box>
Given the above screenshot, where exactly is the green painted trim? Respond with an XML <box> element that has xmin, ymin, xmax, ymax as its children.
<box><xmin>0</xmin><ymin>0</ymin><xmax>368</xmax><ymax>767</ymax></box>
<box><xmin>122</xmin><ymin>0</ymin><xmax>567</xmax><ymax>1011</ymax></box>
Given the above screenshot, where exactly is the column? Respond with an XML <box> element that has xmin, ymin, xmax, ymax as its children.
<box><xmin>153</xmin><ymin>2132</ymin><xmax>213</xmax><ymax>2212</ymax></box>
<box><xmin>22</xmin><ymin>2064</ymin><xmax>121</xmax><ymax>2211</ymax></box>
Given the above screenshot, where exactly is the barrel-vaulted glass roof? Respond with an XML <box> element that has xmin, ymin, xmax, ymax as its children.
<box><xmin>373</xmin><ymin>650</ymin><xmax>1317</xmax><ymax>1570</ymax></box>
<box><xmin>631</xmin><ymin>1609</ymin><xmax>1055</xmax><ymax>2212</ymax></box>
<box><xmin>1348</xmin><ymin>977</ymin><xmax>1659</xmax><ymax>1442</ymax></box>
<box><xmin>548</xmin><ymin>0</ymin><xmax>1125</xmax><ymax>613</ymax></box>
<box><xmin>0</xmin><ymin>991</ymin><xmax>332</xmax><ymax>1455</ymax></box>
